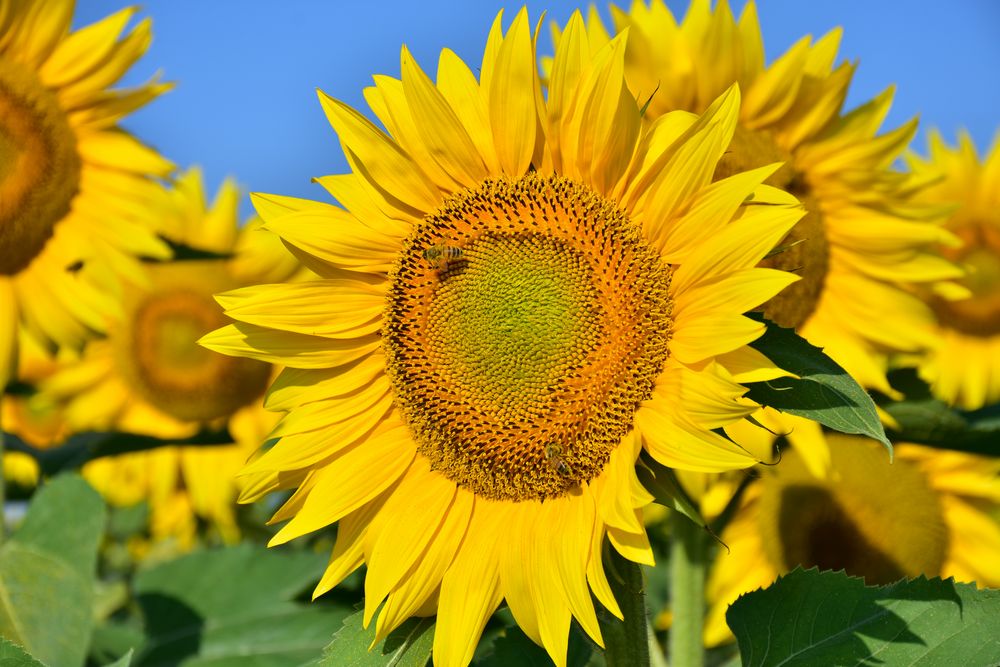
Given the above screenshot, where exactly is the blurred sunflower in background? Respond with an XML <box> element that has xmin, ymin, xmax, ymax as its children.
<box><xmin>570</xmin><ymin>0</ymin><xmax>962</xmax><ymax>475</ymax></box>
<box><xmin>200</xmin><ymin>9</ymin><xmax>811</xmax><ymax>666</ymax></box>
<box><xmin>38</xmin><ymin>168</ymin><xmax>302</xmax><ymax>549</ymax></box>
<box><xmin>0</xmin><ymin>1</ymin><xmax>173</xmax><ymax>390</ymax></box>
<box><xmin>907</xmin><ymin>131</ymin><xmax>1000</xmax><ymax>410</ymax></box>
<box><xmin>703</xmin><ymin>434</ymin><xmax>1000</xmax><ymax>646</ymax></box>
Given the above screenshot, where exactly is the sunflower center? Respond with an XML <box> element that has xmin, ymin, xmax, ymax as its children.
<box><xmin>758</xmin><ymin>437</ymin><xmax>947</xmax><ymax>585</ymax></box>
<box><xmin>929</xmin><ymin>224</ymin><xmax>1000</xmax><ymax>336</ymax></box>
<box><xmin>119</xmin><ymin>262</ymin><xmax>272</xmax><ymax>423</ymax></box>
<box><xmin>384</xmin><ymin>174</ymin><xmax>673</xmax><ymax>502</ymax></box>
<box><xmin>715</xmin><ymin>126</ymin><xmax>829</xmax><ymax>328</ymax></box>
<box><xmin>0</xmin><ymin>57</ymin><xmax>81</xmax><ymax>275</ymax></box>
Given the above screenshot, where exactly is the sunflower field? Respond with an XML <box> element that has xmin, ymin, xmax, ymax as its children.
<box><xmin>1</xmin><ymin>1</ymin><xmax>998</xmax><ymax>666</ymax></box>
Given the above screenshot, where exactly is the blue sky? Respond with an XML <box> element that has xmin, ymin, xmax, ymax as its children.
<box><xmin>75</xmin><ymin>1</ymin><xmax>1000</xmax><ymax>218</ymax></box>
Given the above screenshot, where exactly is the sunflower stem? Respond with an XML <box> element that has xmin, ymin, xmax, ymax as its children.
<box><xmin>669</xmin><ymin>512</ymin><xmax>706</xmax><ymax>667</ymax></box>
<box><xmin>601</xmin><ymin>543</ymin><xmax>651</xmax><ymax>667</ymax></box>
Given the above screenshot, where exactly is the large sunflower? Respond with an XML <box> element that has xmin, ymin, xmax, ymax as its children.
<box><xmin>570</xmin><ymin>0</ymin><xmax>962</xmax><ymax>472</ymax></box>
<box><xmin>0</xmin><ymin>1</ymin><xmax>174</xmax><ymax>390</ymax></box>
<box><xmin>704</xmin><ymin>434</ymin><xmax>1000</xmax><ymax>646</ymax></box>
<box><xmin>906</xmin><ymin>131</ymin><xmax>1000</xmax><ymax>409</ymax></box>
<box><xmin>202</xmin><ymin>10</ymin><xmax>806</xmax><ymax>666</ymax></box>
<box><xmin>39</xmin><ymin>168</ymin><xmax>302</xmax><ymax>547</ymax></box>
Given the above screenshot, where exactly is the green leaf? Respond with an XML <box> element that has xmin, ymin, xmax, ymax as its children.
<box><xmin>745</xmin><ymin>315</ymin><xmax>891</xmax><ymax>453</ymax></box>
<box><xmin>475</xmin><ymin>628</ymin><xmax>552</xmax><ymax>667</ymax></box>
<box><xmin>0</xmin><ymin>638</ymin><xmax>47</xmax><ymax>667</ymax></box>
<box><xmin>877</xmin><ymin>369</ymin><xmax>1000</xmax><ymax>456</ymax></box>
<box><xmin>0</xmin><ymin>476</ymin><xmax>105</xmax><ymax>667</ymax></box>
<box><xmin>89</xmin><ymin>622</ymin><xmax>144</xmax><ymax>667</ymax></box>
<box><xmin>319</xmin><ymin>608</ymin><xmax>434</xmax><ymax>667</ymax></box>
<box><xmin>105</xmin><ymin>649</ymin><xmax>134</xmax><ymax>667</ymax></box>
<box><xmin>471</xmin><ymin>608</ymin><xmax>602</xmax><ymax>667</ymax></box>
<box><xmin>727</xmin><ymin>568</ymin><xmax>1000</xmax><ymax>666</ymax></box>
<box><xmin>10</xmin><ymin>475</ymin><xmax>104</xmax><ymax>577</ymax></box>
<box><xmin>133</xmin><ymin>544</ymin><xmax>352</xmax><ymax>666</ymax></box>
<box><xmin>635</xmin><ymin>454</ymin><xmax>705</xmax><ymax>528</ymax></box>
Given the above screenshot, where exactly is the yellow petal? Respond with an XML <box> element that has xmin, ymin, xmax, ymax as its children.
<box><xmin>317</xmin><ymin>90</ymin><xmax>440</xmax><ymax>212</ymax></box>
<box><xmin>400</xmin><ymin>46</ymin><xmax>487</xmax><ymax>187</ymax></box>
<box><xmin>0</xmin><ymin>279</ymin><xmax>18</xmax><ymax>389</ymax></box>
<box><xmin>433</xmin><ymin>498</ymin><xmax>504</xmax><ymax>667</ymax></box>
<box><xmin>248</xmin><ymin>395</ymin><xmax>393</xmax><ymax>476</ymax></box>
<box><xmin>313</xmin><ymin>174</ymin><xmax>415</xmax><ymax>236</ymax></box>
<box><xmin>373</xmin><ymin>488</ymin><xmax>473</xmax><ymax>644</ymax></box>
<box><xmin>607</xmin><ymin>518</ymin><xmax>655</xmax><ymax>566</ymax></box>
<box><xmin>488</xmin><ymin>8</ymin><xmax>539</xmax><ymax>176</ymax></box>
<box><xmin>671</xmin><ymin>203</ymin><xmax>802</xmax><ymax>294</ymax></box>
<box><xmin>268</xmin><ymin>423</ymin><xmax>414</xmax><ymax>545</ymax></box>
<box><xmin>262</xmin><ymin>208</ymin><xmax>401</xmax><ymax>273</ymax></box>
<box><xmin>199</xmin><ymin>323</ymin><xmax>380</xmax><ymax>370</ymax></box>
<box><xmin>544</xmin><ymin>492</ymin><xmax>603</xmax><ymax>648</ymax></box>
<box><xmin>76</xmin><ymin>130</ymin><xmax>173</xmax><ymax>177</ymax></box>
<box><xmin>312</xmin><ymin>501</ymin><xmax>380</xmax><ymax>600</ymax></box>
<box><xmin>654</xmin><ymin>361</ymin><xmax>757</xmax><ymax>430</ymax></box>
<box><xmin>264</xmin><ymin>351</ymin><xmax>386</xmax><ymax>411</ymax></box>
<box><xmin>436</xmin><ymin>48</ymin><xmax>500</xmax><ymax>174</ymax></box>
<box><xmin>636</xmin><ymin>401</ymin><xmax>758</xmax><ymax>472</ymax></box>
<box><xmin>39</xmin><ymin>6</ymin><xmax>135</xmax><ymax>86</ymax></box>
<box><xmin>363</xmin><ymin>459</ymin><xmax>457</xmax><ymax>625</ymax></box>
<box><xmin>216</xmin><ymin>280</ymin><xmax>384</xmax><ymax>339</ymax></box>
<box><xmin>658</xmin><ymin>163</ymin><xmax>784</xmax><ymax>263</ymax></box>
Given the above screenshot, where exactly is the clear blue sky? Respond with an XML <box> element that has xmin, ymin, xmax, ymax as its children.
<box><xmin>75</xmin><ymin>1</ymin><xmax>1000</xmax><ymax>218</ymax></box>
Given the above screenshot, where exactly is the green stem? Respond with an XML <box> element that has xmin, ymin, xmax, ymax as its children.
<box><xmin>599</xmin><ymin>542</ymin><xmax>651</xmax><ymax>667</ymax></box>
<box><xmin>669</xmin><ymin>512</ymin><xmax>706</xmax><ymax>667</ymax></box>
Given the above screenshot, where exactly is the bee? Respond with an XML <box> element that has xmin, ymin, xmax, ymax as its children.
<box><xmin>422</xmin><ymin>243</ymin><xmax>463</xmax><ymax>271</ymax></box>
<box><xmin>544</xmin><ymin>443</ymin><xmax>572</xmax><ymax>477</ymax></box>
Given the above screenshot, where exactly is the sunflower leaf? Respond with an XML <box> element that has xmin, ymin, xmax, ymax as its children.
<box><xmin>0</xmin><ymin>475</ymin><xmax>105</xmax><ymax>667</ymax></box>
<box><xmin>875</xmin><ymin>368</ymin><xmax>1000</xmax><ymax>456</ymax></box>
<box><xmin>133</xmin><ymin>544</ymin><xmax>353</xmax><ymax>666</ymax></box>
<box><xmin>474</xmin><ymin>622</ymin><xmax>603</xmax><ymax>667</ymax></box>
<box><xmin>104</xmin><ymin>649</ymin><xmax>134</xmax><ymax>667</ymax></box>
<box><xmin>319</xmin><ymin>608</ymin><xmax>434</xmax><ymax>667</ymax></box>
<box><xmin>743</xmin><ymin>314</ymin><xmax>891</xmax><ymax>453</ymax></box>
<box><xmin>0</xmin><ymin>638</ymin><xmax>48</xmax><ymax>667</ymax></box>
<box><xmin>727</xmin><ymin>568</ymin><xmax>1000</xmax><ymax>666</ymax></box>
<box><xmin>635</xmin><ymin>454</ymin><xmax>706</xmax><ymax>528</ymax></box>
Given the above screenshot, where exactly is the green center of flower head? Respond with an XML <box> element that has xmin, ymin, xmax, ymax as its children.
<box><xmin>930</xmin><ymin>224</ymin><xmax>1000</xmax><ymax>336</ymax></box>
<box><xmin>757</xmin><ymin>437</ymin><xmax>947</xmax><ymax>584</ymax></box>
<box><xmin>0</xmin><ymin>56</ymin><xmax>81</xmax><ymax>275</ymax></box>
<box><xmin>384</xmin><ymin>173</ymin><xmax>673</xmax><ymax>502</ymax></box>
<box><xmin>119</xmin><ymin>261</ymin><xmax>272</xmax><ymax>423</ymax></box>
<box><xmin>715</xmin><ymin>126</ymin><xmax>829</xmax><ymax>329</ymax></box>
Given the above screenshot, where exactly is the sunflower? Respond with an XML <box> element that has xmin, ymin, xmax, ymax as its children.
<box><xmin>200</xmin><ymin>10</ymin><xmax>807</xmax><ymax>665</ymax></box>
<box><xmin>569</xmin><ymin>0</ymin><xmax>963</xmax><ymax>474</ymax></box>
<box><xmin>703</xmin><ymin>434</ymin><xmax>1000</xmax><ymax>646</ymax></box>
<box><xmin>906</xmin><ymin>131</ymin><xmax>1000</xmax><ymax>409</ymax></box>
<box><xmin>39</xmin><ymin>168</ymin><xmax>302</xmax><ymax>547</ymax></box>
<box><xmin>0</xmin><ymin>1</ymin><xmax>175</xmax><ymax>393</ymax></box>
